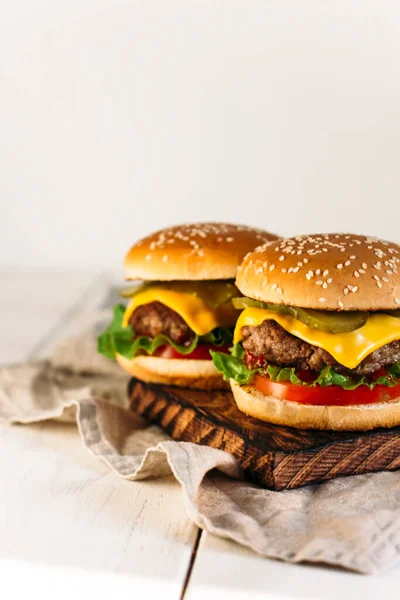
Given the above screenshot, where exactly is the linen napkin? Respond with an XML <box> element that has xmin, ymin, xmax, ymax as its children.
<box><xmin>1</xmin><ymin>310</ymin><xmax>400</xmax><ymax>575</ymax></box>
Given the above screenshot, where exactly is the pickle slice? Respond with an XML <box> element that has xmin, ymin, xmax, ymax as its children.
<box><xmin>232</xmin><ymin>297</ymin><xmax>291</xmax><ymax>316</ymax></box>
<box><xmin>120</xmin><ymin>283</ymin><xmax>147</xmax><ymax>298</ymax></box>
<box><xmin>290</xmin><ymin>307</ymin><xmax>368</xmax><ymax>334</ymax></box>
<box><xmin>231</xmin><ymin>297</ymin><xmax>368</xmax><ymax>333</ymax></box>
<box><xmin>386</xmin><ymin>310</ymin><xmax>400</xmax><ymax>318</ymax></box>
<box><xmin>232</xmin><ymin>297</ymin><xmax>267</xmax><ymax>310</ymax></box>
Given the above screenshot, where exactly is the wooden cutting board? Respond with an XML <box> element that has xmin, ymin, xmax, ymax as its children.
<box><xmin>128</xmin><ymin>377</ymin><xmax>400</xmax><ymax>490</ymax></box>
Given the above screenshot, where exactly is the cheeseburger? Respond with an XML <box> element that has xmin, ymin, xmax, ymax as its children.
<box><xmin>212</xmin><ymin>234</ymin><xmax>400</xmax><ymax>430</ymax></box>
<box><xmin>98</xmin><ymin>222</ymin><xmax>278</xmax><ymax>389</ymax></box>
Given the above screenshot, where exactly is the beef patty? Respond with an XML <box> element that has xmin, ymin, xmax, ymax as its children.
<box><xmin>242</xmin><ymin>320</ymin><xmax>400</xmax><ymax>376</ymax></box>
<box><xmin>129</xmin><ymin>301</ymin><xmax>195</xmax><ymax>346</ymax></box>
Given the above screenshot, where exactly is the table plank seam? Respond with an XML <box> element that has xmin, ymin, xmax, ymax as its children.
<box><xmin>181</xmin><ymin>528</ymin><xmax>203</xmax><ymax>600</ymax></box>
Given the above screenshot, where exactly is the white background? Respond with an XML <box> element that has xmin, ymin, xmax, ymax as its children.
<box><xmin>1</xmin><ymin>0</ymin><xmax>400</xmax><ymax>270</ymax></box>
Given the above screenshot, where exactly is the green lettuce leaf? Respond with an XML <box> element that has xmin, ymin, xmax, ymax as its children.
<box><xmin>200</xmin><ymin>327</ymin><xmax>233</xmax><ymax>346</ymax></box>
<box><xmin>98</xmin><ymin>303</ymin><xmax>199</xmax><ymax>359</ymax></box>
<box><xmin>211</xmin><ymin>343</ymin><xmax>400</xmax><ymax>390</ymax></box>
<box><xmin>98</xmin><ymin>304</ymin><xmax>233</xmax><ymax>360</ymax></box>
<box><xmin>97</xmin><ymin>304</ymin><xmax>134</xmax><ymax>359</ymax></box>
<box><xmin>210</xmin><ymin>346</ymin><xmax>257</xmax><ymax>384</ymax></box>
<box><xmin>127</xmin><ymin>332</ymin><xmax>199</xmax><ymax>359</ymax></box>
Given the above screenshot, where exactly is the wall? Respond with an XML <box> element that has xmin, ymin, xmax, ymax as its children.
<box><xmin>1</xmin><ymin>0</ymin><xmax>400</xmax><ymax>269</ymax></box>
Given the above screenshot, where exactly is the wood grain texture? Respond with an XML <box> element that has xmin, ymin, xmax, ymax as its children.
<box><xmin>185</xmin><ymin>531</ymin><xmax>400</xmax><ymax>600</ymax></box>
<box><xmin>129</xmin><ymin>378</ymin><xmax>400</xmax><ymax>491</ymax></box>
<box><xmin>0</xmin><ymin>272</ymin><xmax>199</xmax><ymax>600</ymax></box>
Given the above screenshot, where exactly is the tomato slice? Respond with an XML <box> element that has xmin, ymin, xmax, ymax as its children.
<box><xmin>253</xmin><ymin>374</ymin><xmax>400</xmax><ymax>406</ymax></box>
<box><xmin>154</xmin><ymin>343</ymin><xmax>231</xmax><ymax>360</ymax></box>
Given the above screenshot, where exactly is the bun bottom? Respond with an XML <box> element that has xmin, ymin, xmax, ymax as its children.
<box><xmin>116</xmin><ymin>354</ymin><xmax>229</xmax><ymax>390</ymax></box>
<box><xmin>230</xmin><ymin>379</ymin><xmax>400</xmax><ymax>431</ymax></box>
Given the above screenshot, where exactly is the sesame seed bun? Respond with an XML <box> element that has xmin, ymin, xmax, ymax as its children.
<box><xmin>125</xmin><ymin>223</ymin><xmax>279</xmax><ymax>281</ymax></box>
<box><xmin>116</xmin><ymin>354</ymin><xmax>229</xmax><ymax>390</ymax></box>
<box><xmin>236</xmin><ymin>233</ymin><xmax>400</xmax><ymax>311</ymax></box>
<box><xmin>230</xmin><ymin>379</ymin><xmax>400</xmax><ymax>431</ymax></box>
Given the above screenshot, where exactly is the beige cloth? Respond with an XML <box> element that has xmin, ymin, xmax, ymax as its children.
<box><xmin>1</xmin><ymin>312</ymin><xmax>400</xmax><ymax>575</ymax></box>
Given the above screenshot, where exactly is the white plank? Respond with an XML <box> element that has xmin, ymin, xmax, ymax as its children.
<box><xmin>0</xmin><ymin>422</ymin><xmax>197</xmax><ymax>600</ymax></box>
<box><xmin>0</xmin><ymin>270</ymin><xmax>199</xmax><ymax>599</ymax></box>
<box><xmin>186</xmin><ymin>532</ymin><xmax>400</xmax><ymax>600</ymax></box>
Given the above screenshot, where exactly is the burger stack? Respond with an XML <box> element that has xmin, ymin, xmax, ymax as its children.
<box><xmin>99</xmin><ymin>226</ymin><xmax>400</xmax><ymax>433</ymax></box>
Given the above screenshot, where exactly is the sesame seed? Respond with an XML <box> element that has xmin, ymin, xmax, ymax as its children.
<box><xmin>319</xmin><ymin>297</ymin><xmax>326</xmax><ymax>303</ymax></box>
<box><xmin>396</xmin><ymin>298</ymin><xmax>400</xmax><ymax>305</ymax></box>
<box><xmin>269</xmin><ymin>264</ymin><xmax>275</xmax><ymax>271</ymax></box>
<box><xmin>376</xmin><ymin>281</ymin><xmax>383</xmax><ymax>288</ymax></box>
<box><xmin>162</xmin><ymin>255</ymin><xmax>168</xmax><ymax>262</ymax></box>
<box><xmin>226</xmin><ymin>237</ymin><xmax>234</xmax><ymax>242</ymax></box>
<box><xmin>362</xmin><ymin>263</ymin><xmax>367</xmax><ymax>269</ymax></box>
<box><xmin>373</xmin><ymin>275</ymin><xmax>380</xmax><ymax>281</ymax></box>
<box><xmin>327</xmin><ymin>278</ymin><xmax>333</xmax><ymax>283</ymax></box>
<box><xmin>350</xmin><ymin>255</ymin><xmax>356</xmax><ymax>260</ymax></box>
<box><xmin>271</xmin><ymin>283</ymin><xmax>277</xmax><ymax>290</ymax></box>
<box><xmin>387</xmin><ymin>270</ymin><xmax>393</xmax><ymax>275</ymax></box>
<box><xmin>354</xmin><ymin>271</ymin><xmax>360</xmax><ymax>278</ymax></box>
<box><xmin>351</xmin><ymin>286</ymin><xmax>358</xmax><ymax>293</ymax></box>
<box><xmin>316</xmin><ymin>269</ymin><xmax>321</xmax><ymax>275</ymax></box>
<box><xmin>322</xmin><ymin>282</ymin><xmax>328</xmax><ymax>289</ymax></box>
<box><xmin>359</xmin><ymin>269</ymin><xmax>365</xmax><ymax>274</ymax></box>
<box><xmin>344</xmin><ymin>287</ymin><xmax>349</xmax><ymax>295</ymax></box>
<box><xmin>282</xmin><ymin>268</ymin><xmax>287</xmax><ymax>273</ymax></box>
<box><xmin>306</xmin><ymin>273</ymin><xmax>312</xmax><ymax>280</ymax></box>
<box><xmin>323</xmin><ymin>270</ymin><xmax>329</xmax><ymax>276</ymax></box>
<box><xmin>279</xmin><ymin>255</ymin><xmax>285</xmax><ymax>261</ymax></box>
<box><xmin>276</xmin><ymin>287</ymin><xmax>283</xmax><ymax>295</ymax></box>
<box><xmin>374</xmin><ymin>262</ymin><xmax>381</xmax><ymax>270</ymax></box>
<box><xmin>337</xmin><ymin>264</ymin><xmax>343</xmax><ymax>269</ymax></box>
<box><xmin>338</xmin><ymin>301</ymin><xmax>344</xmax><ymax>309</ymax></box>
<box><xmin>316</xmin><ymin>280</ymin><xmax>323</xmax><ymax>286</ymax></box>
<box><xmin>382</xmin><ymin>277</ymin><xmax>389</xmax><ymax>283</ymax></box>
<box><xmin>345</xmin><ymin>260</ymin><xmax>351</xmax><ymax>267</ymax></box>
<box><xmin>293</xmin><ymin>266</ymin><xmax>300</xmax><ymax>273</ymax></box>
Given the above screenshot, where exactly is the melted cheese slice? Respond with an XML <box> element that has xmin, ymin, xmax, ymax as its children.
<box><xmin>234</xmin><ymin>308</ymin><xmax>400</xmax><ymax>369</ymax></box>
<box><xmin>123</xmin><ymin>288</ymin><xmax>238</xmax><ymax>336</ymax></box>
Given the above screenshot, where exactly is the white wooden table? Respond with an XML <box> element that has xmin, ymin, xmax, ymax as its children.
<box><xmin>2</xmin><ymin>269</ymin><xmax>400</xmax><ymax>599</ymax></box>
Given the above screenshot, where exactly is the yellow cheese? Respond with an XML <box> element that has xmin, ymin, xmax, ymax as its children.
<box><xmin>234</xmin><ymin>308</ymin><xmax>400</xmax><ymax>369</ymax></box>
<box><xmin>123</xmin><ymin>288</ymin><xmax>238</xmax><ymax>336</ymax></box>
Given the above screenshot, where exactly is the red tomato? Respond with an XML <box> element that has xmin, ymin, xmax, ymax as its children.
<box><xmin>253</xmin><ymin>374</ymin><xmax>400</xmax><ymax>406</ymax></box>
<box><xmin>155</xmin><ymin>344</ymin><xmax>231</xmax><ymax>360</ymax></box>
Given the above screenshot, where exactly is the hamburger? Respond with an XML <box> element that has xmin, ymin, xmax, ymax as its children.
<box><xmin>211</xmin><ymin>234</ymin><xmax>400</xmax><ymax>430</ymax></box>
<box><xmin>98</xmin><ymin>222</ymin><xmax>278</xmax><ymax>389</ymax></box>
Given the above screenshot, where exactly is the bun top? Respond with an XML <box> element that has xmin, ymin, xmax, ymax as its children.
<box><xmin>236</xmin><ymin>233</ymin><xmax>400</xmax><ymax>311</ymax></box>
<box><xmin>124</xmin><ymin>222</ymin><xmax>279</xmax><ymax>281</ymax></box>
